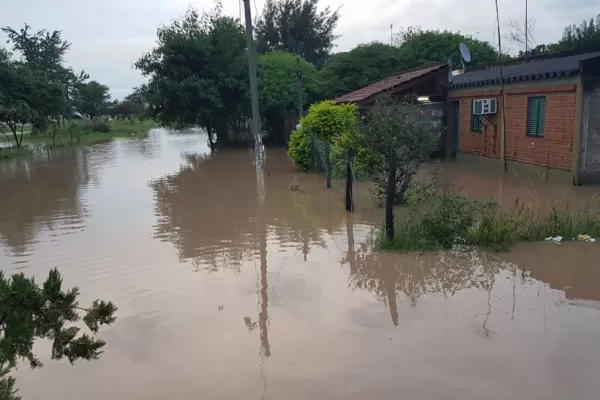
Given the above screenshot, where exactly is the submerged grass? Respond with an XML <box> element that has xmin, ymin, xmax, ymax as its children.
<box><xmin>377</xmin><ymin>191</ymin><xmax>600</xmax><ymax>253</ymax></box>
<box><xmin>0</xmin><ymin>146</ymin><xmax>32</xmax><ymax>161</ymax></box>
<box><xmin>26</xmin><ymin>119</ymin><xmax>158</xmax><ymax>148</ymax></box>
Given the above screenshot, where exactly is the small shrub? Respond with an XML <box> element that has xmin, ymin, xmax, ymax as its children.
<box><xmin>287</xmin><ymin>128</ymin><xmax>312</xmax><ymax>171</ymax></box>
<box><xmin>91</xmin><ymin>119</ymin><xmax>110</xmax><ymax>133</ymax></box>
<box><xmin>288</xmin><ymin>180</ymin><xmax>303</xmax><ymax>192</ymax></box>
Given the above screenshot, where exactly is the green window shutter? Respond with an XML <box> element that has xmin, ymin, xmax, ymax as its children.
<box><xmin>537</xmin><ymin>97</ymin><xmax>546</xmax><ymax>137</ymax></box>
<box><xmin>527</xmin><ymin>96</ymin><xmax>546</xmax><ymax>137</ymax></box>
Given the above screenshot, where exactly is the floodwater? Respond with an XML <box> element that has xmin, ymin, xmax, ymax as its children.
<box><xmin>2</xmin><ymin>129</ymin><xmax>600</xmax><ymax>400</ymax></box>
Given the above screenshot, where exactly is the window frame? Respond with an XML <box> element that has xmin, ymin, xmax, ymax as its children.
<box><xmin>526</xmin><ymin>96</ymin><xmax>546</xmax><ymax>138</ymax></box>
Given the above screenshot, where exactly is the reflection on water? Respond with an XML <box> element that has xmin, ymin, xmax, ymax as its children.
<box><xmin>1</xmin><ymin>129</ymin><xmax>600</xmax><ymax>400</ymax></box>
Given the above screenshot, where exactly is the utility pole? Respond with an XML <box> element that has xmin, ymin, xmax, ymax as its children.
<box><xmin>296</xmin><ymin>58</ymin><xmax>303</xmax><ymax>119</ymax></box>
<box><xmin>242</xmin><ymin>0</ymin><xmax>263</xmax><ymax>168</ymax></box>
<box><xmin>525</xmin><ymin>0</ymin><xmax>528</xmax><ymax>57</ymax></box>
<box><xmin>495</xmin><ymin>0</ymin><xmax>508</xmax><ymax>172</ymax></box>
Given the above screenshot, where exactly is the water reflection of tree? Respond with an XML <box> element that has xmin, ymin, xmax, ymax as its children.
<box><xmin>344</xmin><ymin>223</ymin><xmax>500</xmax><ymax>326</ymax></box>
<box><xmin>0</xmin><ymin>150</ymin><xmax>90</xmax><ymax>254</ymax></box>
<box><xmin>151</xmin><ymin>149</ymin><xmax>346</xmax><ymax>271</ymax></box>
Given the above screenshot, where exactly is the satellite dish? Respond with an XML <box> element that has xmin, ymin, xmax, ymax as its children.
<box><xmin>459</xmin><ymin>43</ymin><xmax>471</xmax><ymax>69</ymax></box>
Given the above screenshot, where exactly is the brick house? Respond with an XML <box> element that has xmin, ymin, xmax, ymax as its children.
<box><xmin>447</xmin><ymin>51</ymin><xmax>600</xmax><ymax>184</ymax></box>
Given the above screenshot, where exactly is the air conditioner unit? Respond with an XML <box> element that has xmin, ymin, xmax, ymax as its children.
<box><xmin>473</xmin><ymin>98</ymin><xmax>498</xmax><ymax>115</ymax></box>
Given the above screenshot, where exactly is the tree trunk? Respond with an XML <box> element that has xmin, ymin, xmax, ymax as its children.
<box><xmin>325</xmin><ymin>141</ymin><xmax>332</xmax><ymax>189</ymax></box>
<box><xmin>345</xmin><ymin>147</ymin><xmax>354</xmax><ymax>212</ymax></box>
<box><xmin>10</xmin><ymin>124</ymin><xmax>20</xmax><ymax>147</ymax></box>
<box><xmin>385</xmin><ymin>154</ymin><xmax>397</xmax><ymax>239</ymax></box>
<box><xmin>19</xmin><ymin>124</ymin><xmax>25</xmax><ymax>147</ymax></box>
<box><xmin>206</xmin><ymin>121</ymin><xmax>215</xmax><ymax>151</ymax></box>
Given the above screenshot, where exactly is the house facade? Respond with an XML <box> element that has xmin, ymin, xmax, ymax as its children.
<box><xmin>447</xmin><ymin>51</ymin><xmax>600</xmax><ymax>184</ymax></box>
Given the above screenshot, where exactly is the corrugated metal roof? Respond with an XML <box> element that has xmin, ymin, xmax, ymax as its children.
<box><xmin>334</xmin><ymin>64</ymin><xmax>447</xmax><ymax>104</ymax></box>
<box><xmin>449</xmin><ymin>51</ymin><xmax>600</xmax><ymax>88</ymax></box>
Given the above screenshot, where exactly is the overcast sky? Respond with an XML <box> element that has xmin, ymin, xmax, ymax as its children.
<box><xmin>1</xmin><ymin>0</ymin><xmax>596</xmax><ymax>99</ymax></box>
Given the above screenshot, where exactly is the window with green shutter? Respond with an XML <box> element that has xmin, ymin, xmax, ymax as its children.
<box><xmin>471</xmin><ymin>100</ymin><xmax>482</xmax><ymax>132</ymax></box>
<box><xmin>527</xmin><ymin>96</ymin><xmax>546</xmax><ymax>137</ymax></box>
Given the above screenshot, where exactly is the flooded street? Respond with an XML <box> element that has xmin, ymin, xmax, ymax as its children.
<box><xmin>2</xmin><ymin>129</ymin><xmax>600</xmax><ymax>400</ymax></box>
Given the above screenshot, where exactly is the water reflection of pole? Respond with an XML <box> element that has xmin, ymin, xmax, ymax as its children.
<box><xmin>346</xmin><ymin>216</ymin><xmax>356</xmax><ymax>275</ymax></box>
<box><xmin>384</xmin><ymin>274</ymin><xmax>399</xmax><ymax>327</ymax></box>
<box><xmin>258</xmin><ymin>223</ymin><xmax>271</xmax><ymax>358</ymax></box>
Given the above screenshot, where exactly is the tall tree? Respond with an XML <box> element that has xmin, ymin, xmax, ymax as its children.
<box><xmin>255</xmin><ymin>0</ymin><xmax>340</xmax><ymax>67</ymax></box>
<box><xmin>257</xmin><ymin>51</ymin><xmax>318</xmax><ymax>141</ymax></box>
<box><xmin>0</xmin><ymin>57</ymin><xmax>63</xmax><ymax>146</ymax></box>
<box><xmin>1</xmin><ymin>25</ymin><xmax>85</xmax><ymax>124</ymax></box>
<box><xmin>557</xmin><ymin>14</ymin><xmax>600</xmax><ymax>53</ymax></box>
<box><xmin>319</xmin><ymin>42</ymin><xmax>407</xmax><ymax>99</ymax></box>
<box><xmin>75</xmin><ymin>81</ymin><xmax>110</xmax><ymax>119</ymax></box>
<box><xmin>136</xmin><ymin>2</ymin><xmax>247</xmax><ymax>149</ymax></box>
<box><xmin>394</xmin><ymin>27</ymin><xmax>501</xmax><ymax>69</ymax></box>
<box><xmin>0</xmin><ymin>269</ymin><xmax>117</xmax><ymax>400</ymax></box>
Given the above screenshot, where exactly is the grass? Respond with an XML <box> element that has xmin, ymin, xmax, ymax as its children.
<box><xmin>0</xmin><ymin>146</ymin><xmax>32</xmax><ymax>161</ymax></box>
<box><xmin>377</xmin><ymin>192</ymin><xmax>600</xmax><ymax>253</ymax></box>
<box><xmin>2</xmin><ymin>119</ymin><xmax>158</xmax><ymax>150</ymax></box>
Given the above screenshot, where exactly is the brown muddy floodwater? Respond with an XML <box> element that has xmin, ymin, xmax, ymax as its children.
<box><xmin>2</xmin><ymin>129</ymin><xmax>600</xmax><ymax>400</ymax></box>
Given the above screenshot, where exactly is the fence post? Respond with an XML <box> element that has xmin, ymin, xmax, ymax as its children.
<box><xmin>345</xmin><ymin>147</ymin><xmax>354</xmax><ymax>212</ymax></box>
<box><xmin>325</xmin><ymin>141</ymin><xmax>332</xmax><ymax>188</ymax></box>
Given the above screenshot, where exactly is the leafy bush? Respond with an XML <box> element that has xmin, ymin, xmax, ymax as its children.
<box><xmin>287</xmin><ymin>127</ymin><xmax>312</xmax><ymax>171</ymax></box>
<box><xmin>377</xmin><ymin>188</ymin><xmax>600</xmax><ymax>253</ymax></box>
<box><xmin>91</xmin><ymin>118</ymin><xmax>110</xmax><ymax>133</ymax></box>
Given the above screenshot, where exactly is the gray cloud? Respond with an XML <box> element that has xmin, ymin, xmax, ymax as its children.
<box><xmin>1</xmin><ymin>0</ymin><xmax>596</xmax><ymax>99</ymax></box>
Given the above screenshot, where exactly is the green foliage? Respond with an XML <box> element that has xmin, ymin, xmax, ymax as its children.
<box><xmin>378</xmin><ymin>189</ymin><xmax>600</xmax><ymax>253</ymax></box>
<box><xmin>299</xmin><ymin>100</ymin><xmax>357</xmax><ymax>142</ymax></box>
<box><xmin>349</xmin><ymin>93</ymin><xmax>438</xmax><ymax>238</ymax></box>
<box><xmin>0</xmin><ymin>147</ymin><xmax>32</xmax><ymax>161</ymax></box>
<box><xmin>135</xmin><ymin>2</ymin><xmax>248</xmax><ymax>147</ymax></box>
<box><xmin>394</xmin><ymin>27</ymin><xmax>500</xmax><ymax>69</ymax></box>
<box><xmin>558</xmin><ymin>14</ymin><xmax>600</xmax><ymax>53</ymax></box>
<box><xmin>258</xmin><ymin>52</ymin><xmax>318</xmax><ymax>111</ymax></box>
<box><xmin>319</xmin><ymin>30</ymin><xmax>499</xmax><ymax>101</ymax></box>
<box><xmin>75</xmin><ymin>81</ymin><xmax>110</xmax><ymax>119</ymax></box>
<box><xmin>319</xmin><ymin>42</ymin><xmax>407</xmax><ymax>98</ymax></box>
<box><xmin>287</xmin><ymin>127</ymin><xmax>312</xmax><ymax>171</ymax></box>
<box><xmin>91</xmin><ymin>118</ymin><xmax>110</xmax><ymax>133</ymax></box>
<box><xmin>257</xmin><ymin>52</ymin><xmax>318</xmax><ymax>139</ymax></box>
<box><xmin>1</xmin><ymin>25</ymin><xmax>89</xmax><ymax>126</ymax></box>
<box><xmin>255</xmin><ymin>0</ymin><xmax>340</xmax><ymax>67</ymax></box>
<box><xmin>0</xmin><ymin>268</ymin><xmax>117</xmax><ymax>400</ymax></box>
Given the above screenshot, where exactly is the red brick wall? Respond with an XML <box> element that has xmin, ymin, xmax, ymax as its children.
<box><xmin>449</xmin><ymin>83</ymin><xmax>577</xmax><ymax>170</ymax></box>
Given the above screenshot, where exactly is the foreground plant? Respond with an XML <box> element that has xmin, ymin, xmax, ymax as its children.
<box><xmin>0</xmin><ymin>269</ymin><xmax>117</xmax><ymax>400</ymax></box>
<box><xmin>378</xmin><ymin>190</ymin><xmax>600</xmax><ymax>252</ymax></box>
<box><xmin>349</xmin><ymin>93</ymin><xmax>438</xmax><ymax>239</ymax></box>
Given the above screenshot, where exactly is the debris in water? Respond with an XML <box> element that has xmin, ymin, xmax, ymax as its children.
<box><xmin>545</xmin><ymin>236</ymin><xmax>563</xmax><ymax>243</ymax></box>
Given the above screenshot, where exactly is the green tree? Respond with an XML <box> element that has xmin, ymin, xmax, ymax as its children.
<box><xmin>0</xmin><ymin>269</ymin><xmax>117</xmax><ymax>400</ymax></box>
<box><xmin>257</xmin><ymin>52</ymin><xmax>318</xmax><ymax>141</ymax></box>
<box><xmin>75</xmin><ymin>81</ymin><xmax>110</xmax><ymax>119</ymax></box>
<box><xmin>0</xmin><ymin>56</ymin><xmax>63</xmax><ymax>146</ymax></box>
<box><xmin>319</xmin><ymin>42</ymin><xmax>407</xmax><ymax>99</ymax></box>
<box><xmin>255</xmin><ymin>0</ymin><xmax>340</xmax><ymax>67</ymax></box>
<box><xmin>136</xmin><ymin>2</ymin><xmax>247</xmax><ymax>149</ymax></box>
<box><xmin>1</xmin><ymin>25</ymin><xmax>87</xmax><ymax>126</ymax></box>
<box><xmin>394</xmin><ymin>27</ymin><xmax>500</xmax><ymax>69</ymax></box>
<box><xmin>557</xmin><ymin>14</ymin><xmax>600</xmax><ymax>52</ymax></box>
<box><xmin>349</xmin><ymin>93</ymin><xmax>438</xmax><ymax>238</ymax></box>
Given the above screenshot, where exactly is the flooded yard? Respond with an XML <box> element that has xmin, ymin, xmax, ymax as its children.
<box><xmin>2</xmin><ymin>129</ymin><xmax>600</xmax><ymax>400</ymax></box>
